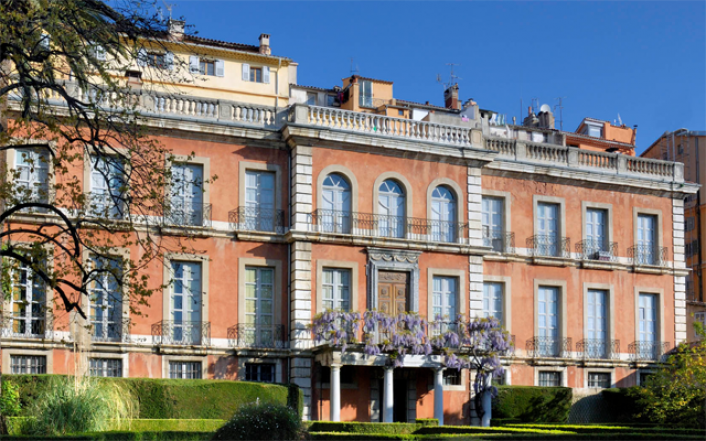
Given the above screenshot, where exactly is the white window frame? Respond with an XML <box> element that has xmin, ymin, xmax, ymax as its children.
<box><xmin>632</xmin><ymin>208</ymin><xmax>664</xmax><ymax>266</ymax></box>
<box><xmin>634</xmin><ymin>287</ymin><xmax>664</xmax><ymax>345</ymax></box>
<box><xmin>427</xmin><ymin>268</ymin><xmax>466</xmax><ymax>323</ymax></box>
<box><xmin>87</xmin><ymin>256</ymin><xmax>124</xmax><ymax>342</ymax></box>
<box><xmin>532</xmin><ymin>195</ymin><xmax>566</xmax><ymax>258</ymax></box>
<box><xmin>483</xmin><ymin>275</ymin><xmax>512</xmax><ymax>332</ymax></box>
<box><xmin>534</xmin><ymin>366</ymin><xmax>568</xmax><ymax>387</ymax></box>
<box><xmin>162</xmin><ymin>253</ymin><xmax>210</xmax><ymax>345</ymax></box>
<box><xmin>316</xmin><ymin>260</ymin><xmax>359</xmax><ymax>314</ymax></box>
<box><xmin>582</xmin><ymin>283</ymin><xmax>615</xmax><ymax>357</ymax></box>
<box><xmin>581</xmin><ymin>202</ymin><xmax>614</xmax><ymax>255</ymax></box>
<box><xmin>89</xmin><ymin>357</ymin><xmax>124</xmax><ymax>378</ymax></box>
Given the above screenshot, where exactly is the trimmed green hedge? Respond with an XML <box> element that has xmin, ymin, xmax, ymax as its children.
<box><xmin>414</xmin><ymin>419</ymin><xmax>439</xmax><ymax>427</ymax></box>
<box><xmin>415</xmin><ymin>426</ymin><xmax>575</xmax><ymax>435</ymax></box>
<box><xmin>4</xmin><ymin>375</ymin><xmax>301</xmax><ymax>420</ymax></box>
<box><xmin>5</xmin><ymin>418</ymin><xmax>226</xmax><ymax>435</ymax></box>
<box><xmin>492</xmin><ymin>386</ymin><xmax>572</xmax><ymax>423</ymax></box>
<box><xmin>309</xmin><ymin>433</ymin><xmax>416</xmax><ymax>441</ymax></box>
<box><xmin>0</xmin><ymin>431</ymin><xmax>212</xmax><ymax>441</ymax></box>
<box><xmin>308</xmin><ymin>422</ymin><xmax>420</xmax><ymax>435</ymax></box>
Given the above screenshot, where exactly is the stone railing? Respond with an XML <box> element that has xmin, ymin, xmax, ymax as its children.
<box><xmin>290</xmin><ymin>104</ymin><xmax>476</xmax><ymax>148</ymax></box>
<box><xmin>484</xmin><ymin>137</ymin><xmax>684</xmax><ymax>183</ymax></box>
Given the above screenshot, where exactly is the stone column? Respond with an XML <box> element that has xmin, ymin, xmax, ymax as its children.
<box><xmin>383</xmin><ymin>366</ymin><xmax>394</xmax><ymax>423</ymax></box>
<box><xmin>330</xmin><ymin>365</ymin><xmax>341</xmax><ymax>422</ymax></box>
<box><xmin>433</xmin><ymin>367</ymin><xmax>444</xmax><ymax>426</ymax></box>
<box><xmin>481</xmin><ymin>374</ymin><xmax>492</xmax><ymax>427</ymax></box>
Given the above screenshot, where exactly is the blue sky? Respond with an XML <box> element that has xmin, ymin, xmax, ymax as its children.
<box><xmin>167</xmin><ymin>1</ymin><xmax>705</xmax><ymax>153</ymax></box>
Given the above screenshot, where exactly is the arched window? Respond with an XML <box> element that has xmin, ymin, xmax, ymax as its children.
<box><xmin>431</xmin><ymin>185</ymin><xmax>456</xmax><ymax>242</ymax></box>
<box><xmin>377</xmin><ymin>180</ymin><xmax>406</xmax><ymax>238</ymax></box>
<box><xmin>321</xmin><ymin>173</ymin><xmax>351</xmax><ymax>233</ymax></box>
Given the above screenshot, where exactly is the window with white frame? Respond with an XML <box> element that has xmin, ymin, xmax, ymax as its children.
<box><xmin>587</xmin><ymin>372</ymin><xmax>610</xmax><ymax>388</ymax></box>
<box><xmin>14</xmin><ymin>148</ymin><xmax>50</xmax><ymax>206</ymax></box>
<box><xmin>538</xmin><ymin>286</ymin><xmax>559</xmax><ymax>356</ymax></box>
<box><xmin>169</xmin><ymin>361</ymin><xmax>201</xmax><ymax>379</ymax></box>
<box><xmin>586</xmin><ymin>289</ymin><xmax>608</xmax><ymax>358</ymax></box>
<box><xmin>430</xmin><ymin>186</ymin><xmax>457</xmax><ymax>243</ymax></box>
<box><xmin>188</xmin><ymin>56</ymin><xmax>224</xmax><ymax>77</ymax></box>
<box><xmin>538</xmin><ymin>371</ymin><xmax>561</xmax><ymax>387</ymax></box>
<box><xmin>482</xmin><ymin>196</ymin><xmax>504</xmax><ymax>252</ymax></box>
<box><xmin>89</xmin><ymin>155</ymin><xmax>126</xmax><ymax>219</ymax></box>
<box><xmin>359</xmin><ymin>80</ymin><xmax>372</xmax><ymax>107</ymax></box>
<box><xmin>171</xmin><ymin>261</ymin><xmax>203</xmax><ymax>345</ymax></box>
<box><xmin>89</xmin><ymin>358</ymin><xmax>122</xmax><ymax>377</ymax></box>
<box><xmin>88</xmin><ymin>256</ymin><xmax>123</xmax><ymax>342</ymax></box>
<box><xmin>321</xmin><ymin>268</ymin><xmax>351</xmax><ymax>311</ymax></box>
<box><xmin>377</xmin><ymin>180</ymin><xmax>405</xmax><ymax>238</ymax></box>
<box><xmin>638</xmin><ymin>293</ymin><xmax>658</xmax><ymax>359</ymax></box>
<box><xmin>636</xmin><ymin>214</ymin><xmax>659</xmax><ymax>265</ymax></box>
<box><xmin>11</xmin><ymin>355</ymin><xmax>46</xmax><ymax>374</ymax></box>
<box><xmin>11</xmin><ymin>259</ymin><xmax>46</xmax><ymax>337</ymax></box>
<box><xmin>306</xmin><ymin>93</ymin><xmax>317</xmax><ymax>106</ymax></box>
<box><xmin>245</xmin><ymin>363</ymin><xmax>275</xmax><ymax>383</ymax></box>
<box><xmin>321</xmin><ymin>174</ymin><xmax>352</xmax><ymax>234</ymax></box>
<box><xmin>244</xmin><ymin>267</ymin><xmax>275</xmax><ymax>346</ymax></box>
<box><xmin>443</xmin><ymin>369</ymin><xmax>462</xmax><ymax>386</ymax></box>
<box><xmin>536</xmin><ymin>202</ymin><xmax>560</xmax><ymax>256</ymax></box>
<box><xmin>170</xmin><ymin>163</ymin><xmax>205</xmax><ymax>226</ymax></box>
<box><xmin>245</xmin><ymin>170</ymin><xmax>276</xmax><ymax>231</ymax></box>
<box><xmin>482</xmin><ymin>282</ymin><xmax>503</xmax><ymax>324</ymax></box>
<box><xmin>585</xmin><ymin>208</ymin><xmax>609</xmax><ymax>255</ymax></box>
<box><xmin>433</xmin><ymin>276</ymin><xmax>458</xmax><ymax>335</ymax></box>
<box><xmin>241</xmin><ymin>64</ymin><xmax>268</xmax><ymax>83</ymax></box>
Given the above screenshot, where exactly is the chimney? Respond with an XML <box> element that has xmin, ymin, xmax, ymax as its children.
<box><xmin>168</xmin><ymin>19</ymin><xmax>185</xmax><ymax>41</ymax></box>
<box><xmin>444</xmin><ymin>84</ymin><xmax>460</xmax><ymax>110</ymax></box>
<box><xmin>538</xmin><ymin>108</ymin><xmax>555</xmax><ymax>130</ymax></box>
<box><xmin>259</xmin><ymin>33</ymin><xmax>271</xmax><ymax>55</ymax></box>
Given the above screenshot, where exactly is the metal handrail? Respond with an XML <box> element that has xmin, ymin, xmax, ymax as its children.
<box><xmin>628</xmin><ymin>245</ymin><xmax>668</xmax><ymax>267</ymax></box>
<box><xmin>229</xmin><ymin>206</ymin><xmax>286</xmax><ymax>233</ymax></box>
<box><xmin>91</xmin><ymin>319</ymin><xmax>130</xmax><ymax>343</ymax></box>
<box><xmin>576</xmin><ymin>338</ymin><xmax>620</xmax><ymax>360</ymax></box>
<box><xmin>151</xmin><ymin>320</ymin><xmax>211</xmax><ymax>346</ymax></box>
<box><xmin>163</xmin><ymin>202</ymin><xmax>213</xmax><ymax>228</ymax></box>
<box><xmin>482</xmin><ymin>227</ymin><xmax>515</xmax><ymax>254</ymax></box>
<box><xmin>527</xmin><ymin>235</ymin><xmax>571</xmax><ymax>258</ymax></box>
<box><xmin>526</xmin><ymin>336</ymin><xmax>573</xmax><ymax>358</ymax></box>
<box><xmin>628</xmin><ymin>340</ymin><xmax>669</xmax><ymax>362</ymax></box>
<box><xmin>228</xmin><ymin>324</ymin><xmax>288</xmax><ymax>349</ymax></box>
<box><xmin>576</xmin><ymin>240</ymin><xmax>618</xmax><ymax>262</ymax></box>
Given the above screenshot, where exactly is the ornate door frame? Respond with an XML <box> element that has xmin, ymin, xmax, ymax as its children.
<box><xmin>366</xmin><ymin>248</ymin><xmax>421</xmax><ymax>313</ymax></box>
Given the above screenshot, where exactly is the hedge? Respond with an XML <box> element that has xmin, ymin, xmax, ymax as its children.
<box><xmin>415</xmin><ymin>426</ymin><xmax>575</xmax><ymax>435</ymax></box>
<box><xmin>4</xmin><ymin>418</ymin><xmax>226</xmax><ymax>435</ymax></box>
<box><xmin>4</xmin><ymin>375</ymin><xmax>302</xmax><ymax>420</ymax></box>
<box><xmin>307</xmin><ymin>422</ymin><xmax>421</xmax><ymax>435</ymax></box>
<box><xmin>492</xmin><ymin>386</ymin><xmax>572</xmax><ymax>423</ymax></box>
<box><xmin>504</xmin><ymin>423</ymin><xmax>705</xmax><ymax>435</ymax></box>
<box><xmin>0</xmin><ymin>432</ymin><xmax>212</xmax><ymax>441</ymax></box>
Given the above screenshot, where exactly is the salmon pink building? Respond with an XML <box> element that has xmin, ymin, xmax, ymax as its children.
<box><xmin>1</xmin><ymin>23</ymin><xmax>697</xmax><ymax>425</ymax></box>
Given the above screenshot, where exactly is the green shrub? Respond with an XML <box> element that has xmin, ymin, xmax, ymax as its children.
<box><xmin>212</xmin><ymin>403</ymin><xmax>302</xmax><ymax>441</ymax></box>
<box><xmin>1</xmin><ymin>380</ymin><xmax>22</xmax><ymax>417</ymax></box>
<box><xmin>492</xmin><ymin>386</ymin><xmax>572</xmax><ymax>423</ymax></box>
<box><xmin>307</xmin><ymin>422</ymin><xmax>419</xmax><ymax>435</ymax></box>
<box><xmin>5</xmin><ymin>375</ymin><xmax>297</xmax><ymax>420</ymax></box>
<box><xmin>600</xmin><ymin>387</ymin><xmax>650</xmax><ymax>424</ymax></box>
<box><xmin>113</xmin><ymin>419</ymin><xmax>226</xmax><ymax>432</ymax></box>
<box><xmin>414</xmin><ymin>419</ymin><xmax>438</xmax><ymax>427</ymax></box>
<box><xmin>491</xmin><ymin>418</ymin><xmax>522</xmax><ymax>426</ymax></box>
<box><xmin>0</xmin><ymin>431</ymin><xmax>213</xmax><ymax>440</ymax></box>
<box><xmin>23</xmin><ymin>376</ymin><xmax>135</xmax><ymax>436</ymax></box>
<box><xmin>309</xmin><ymin>433</ymin><xmax>415</xmax><ymax>441</ymax></box>
<box><xmin>415</xmin><ymin>425</ymin><xmax>576</xmax><ymax>435</ymax></box>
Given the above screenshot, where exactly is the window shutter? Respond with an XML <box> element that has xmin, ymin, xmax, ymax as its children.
<box><xmin>215</xmin><ymin>59</ymin><xmax>225</xmax><ymax>77</ymax></box>
<box><xmin>189</xmin><ymin>55</ymin><xmax>200</xmax><ymax>74</ymax></box>
<box><xmin>263</xmin><ymin>66</ymin><xmax>270</xmax><ymax>84</ymax></box>
<box><xmin>165</xmin><ymin>52</ymin><xmax>174</xmax><ymax>71</ymax></box>
<box><xmin>242</xmin><ymin>63</ymin><xmax>250</xmax><ymax>81</ymax></box>
<box><xmin>137</xmin><ymin>49</ymin><xmax>148</xmax><ymax>67</ymax></box>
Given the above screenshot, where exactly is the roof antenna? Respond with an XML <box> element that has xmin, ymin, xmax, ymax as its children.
<box><xmin>162</xmin><ymin>1</ymin><xmax>175</xmax><ymax>21</ymax></box>
<box><xmin>554</xmin><ymin>96</ymin><xmax>566</xmax><ymax>131</ymax></box>
<box><xmin>350</xmin><ymin>58</ymin><xmax>359</xmax><ymax>76</ymax></box>
<box><xmin>437</xmin><ymin>63</ymin><xmax>462</xmax><ymax>90</ymax></box>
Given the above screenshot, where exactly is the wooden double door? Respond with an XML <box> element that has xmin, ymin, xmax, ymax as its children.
<box><xmin>378</xmin><ymin>270</ymin><xmax>410</xmax><ymax>314</ymax></box>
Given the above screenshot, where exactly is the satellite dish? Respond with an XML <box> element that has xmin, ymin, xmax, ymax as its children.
<box><xmin>540</xmin><ymin>104</ymin><xmax>552</xmax><ymax>114</ymax></box>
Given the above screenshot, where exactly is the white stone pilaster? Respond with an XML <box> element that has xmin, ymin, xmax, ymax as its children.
<box><xmin>290</xmin><ymin>145</ymin><xmax>313</xmax><ymax>231</ymax></box>
<box><xmin>433</xmin><ymin>367</ymin><xmax>445</xmax><ymax>426</ymax></box>
<box><xmin>330</xmin><ymin>364</ymin><xmax>341</xmax><ymax>422</ymax></box>
<box><xmin>467</xmin><ymin>168</ymin><xmax>483</xmax><ymax>248</ymax></box>
<box><xmin>383</xmin><ymin>366</ymin><xmax>394</xmax><ymax>423</ymax></box>
<box><xmin>673</xmin><ymin>198</ymin><xmax>687</xmax><ymax>344</ymax></box>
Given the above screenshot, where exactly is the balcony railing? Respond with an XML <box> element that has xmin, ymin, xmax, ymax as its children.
<box><xmin>229</xmin><ymin>206</ymin><xmax>286</xmax><ymax>233</ymax></box>
<box><xmin>629</xmin><ymin>245</ymin><xmax>668</xmax><ymax>267</ymax></box>
<box><xmin>228</xmin><ymin>324</ymin><xmax>288</xmax><ymax>349</ymax></box>
<box><xmin>91</xmin><ymin>319</ymin><xmax>130</xmax><ymax>343</ymax></box>
<box><xmin>576</xmin><ymin>339</ymin><xmax>620</xmax><ymax>360</ymax></box>
<box><xmin>482</xmin><ymin>227</ymin><xmax>515</xmax><ymax>254</ymax></box>
<box><xmin>1</xmin><ymin>313</ymin><xmax>52</xmax><ymax>340</ymax></box>
<box><xmin>629</xmin><ymin>341</ymin><xmax>669</xmax><ymax>362</ymax></box>
<box><xmin>526</xmin><ymin>336</ymin><xmax>573</xmax><ymax>358</ymax></box>
<box><xmin>151</xmin><ymin>320</ymin><xmax>211</xmax><ymax>346</ymax></box>
<box><xmin>576</xmin><ymin>240</ymin><xmax>618</xmax><ymax>262</ymax></box>
<box><xmin>527</xmin><ymin>235</ymin><xmax>571</xmax><ymax>259</ymax></box>
<box><xmin>85</xmin><ymin>192</ymin><xmax>127</xmax><ymax>219</ymax></box>
<box><xmin>163</xmin><ymin>202</ymin><xmax>212</xmax><ymax>228</ymax></box>
<box><xmin>308</xmin><ymin>210</ymin><xmax>469</xmax><ymax>244</ymax></box>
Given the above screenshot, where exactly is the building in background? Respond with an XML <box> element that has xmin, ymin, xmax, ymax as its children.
<box><xmin>642</xmin><ymin>130</ymin><xmax>706</xmax><ymax>341</ymax></box>
<box><xmin>2</xmin><ymin>21</ymin><xmax>698</xmax><ymax>425</ymax></box>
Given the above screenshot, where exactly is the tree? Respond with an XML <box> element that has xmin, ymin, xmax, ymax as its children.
<box><xmin>635</xmin><ymin>321</ymin><xmax>706</xmax><ymax>428</ymax></box>
<box><xmin>0</xmin><ymin>0</ymin><xmax>207</xmax><ymax>392</ymax></box>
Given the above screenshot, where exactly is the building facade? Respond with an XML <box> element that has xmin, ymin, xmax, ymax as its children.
<box><xmin>1</xmin><ymin>23</ymin><xmax>697</xmax><ymax>425</ymax></box>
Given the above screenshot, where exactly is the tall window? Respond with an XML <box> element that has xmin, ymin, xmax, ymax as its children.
<box><xmin>536</xmin><ymin>202</ymin><xmax>559</xmax><ymax>256</ymax></box>
<box><xmin>245</xmin><ymin>267</ymin><xmax>275</xmax><ymax>346</ymax></box>
<box><xmin>482</xmin><ymin>197</ymin><xmax>504</xmax><ymax>252</ymax></box>
<box><xmin>431</xmin><ymin>186</ymin><xmax>456</xmax><ymax>243</ymax></box>
<box><xmin>169</xmin><ymin>361</ymin><xmax>202</xmax><ymax>379</ymax></box>
<box><xmin>637</xmin><ymin>214</ymin><xmax>658</xmax><ymax>265</ymax></box>
<box><xmin>585</xmin><ymin>208</ymin><xmax>608</xmax><ymax>255</ymax></box>
<box><xmin>171</xmin><ymin>261</ymin><xmax>202</xmax><ymax>345</ymax></box>
<box><xmin>433</xmin><ymin>276</ymin><xmax>458</xmax><ymax>334</ymax></box>
<box><xmin>378</xmin><ymin>180</ymin><xmax>405</xmax><ymax>238</ymax></box>
<box><xmin>538</xmin><ymin>371</ymin><xmax>561</xmax><ymax>387</ymax></box>
<box><xmin>322</xmin><ymin>268</ymin><xmax>351</xmax><ymax>311</ymax></box>
<box><xmin>321</xmin><ymin>174</ymin><xmax>351</xmax><ymax>233</ymax></box>
<box><xmin>245</xmin><ymin>363</ymin><xmax>275</xmax><ymax>383</ymax></box>
<box><xmin>588</xmin><ymin>372</ymin><xmax>610</xmax><ymax>388</ymax></box>
<box><xmin>586</xmin><ymin>289</ymin><xmax>607</xmax><ymax>358</ymax></box>
<box><xmin>11</xmin><ymin>260</ymin><xmax>46</xmax><ymax>337</ymax></box>
<box><xmin>638</xmin><ymin>293</ymin><xmax>657</xmax><ymax>358</ymax></box>
<box><xmin>245</xmin><ymin>170</ymin><xmax>276</xmax><ymax>231</ymax></box>
<box><xmin>482</xmin><ymin>282</ymin><xmax>503</xmax><ymax>324</ymax></box>
<box><xmin>15</xmin><ymin>148</ymin><xmax>49</xmax><ymax>207</ymax></box>
<box><xmin>199</xmin><ymin>59</ymin><xmax>215</xmax><ymax>76</ymax></box>
<box><xmin>90</xmin><ymin>155</ymin><xmax>125</xmax><ymax>218</ymax></box>
<box><xmin>359</xmin><ymin>80</ymin><xmax>372</xmax><ymax>107</ymax></box>
<box><xmin>170</xmin><ymin>164</ymin><xmax>204</xmax><ymax>226</ymax></box>
<box><xmin>90</xmin><ymin>358</ymin><xmax>122</xmax><ymax>377</ymax></box>
<box><xmin>11</xmin><ymin>355</ymin><xmax>46</xmax><ymax>374</ymax></box>
<box><xmin>538</xmin><ymin>286</ymin><xmax>559</xmax><ymax>356</ymax></box>
<box><xmin>89</xmin><ymin>257</ymin><xmax>123</xmax><ymax>342</ymax></box>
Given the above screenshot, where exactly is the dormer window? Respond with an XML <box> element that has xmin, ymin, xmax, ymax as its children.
<box><xmin>581</xmin><ymin>120</ymin><xmax>604</xmax><ymax>138</ymax></box>
<box><xmin>359</xmin><ymin>80</ymin><xmax>373</xmax><ymax>108</ymax></box>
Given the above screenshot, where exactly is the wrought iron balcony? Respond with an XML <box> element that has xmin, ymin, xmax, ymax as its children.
<box><xmin>91</xmin><ymin>319</ymin><xmax>130</xmax><ymax>343</ymax></box>
<box><xmin>163</xmin><ymin>201</ymin><xmax>213</xmax><ymax>228</ymax></box>
<box><xmin>628</xmin><ymin>245</ymin><xmax>668</xmax><ymax>267</ymax></box>
<box><xmin>482</xmin><ymin>227</ymin><xmax>515</xmax><ymax>254</ymax></box>
<box><xmin>576</xmin><ymin>339</ymin><xmax>620</xmax><ymax>360</ymax></box>
<box><xmin>576</xmin><ymin>240</ymin><xmax>618</xmax><ymax>262</ymax></box>
<box><xmin>629</xmin><ymin>340</ymin><xmax>669</xmax><ymax>362</ymax></box>
<box><xmin>85</xmin><ymin>192</ymin><xmax>127</xmax><ymax>219</ymax></box>
<box><xmin>151</xmin><ymin>320</ymin><xmax>211</xmax><ymax>346</ymax></box>
<box><xmin>228</xmin><ymin>324</ymin><xmax>288</xmax><ymax>349</ymax></box>
<box><xmin>527</xmin><ymin>235</ymin><xmax>570</xmax><ymax>258</ymax></box>
<box><xmin>229</xmin><ymin>206</ymin><xmax>286</xmax><ymax>233</ymax></box>
<box><xmin>308</xmin><ymin>209</ymin><xmax>469</xmax><ymax>244</ymax></box>
<box><xmin>526</xmin><ymin>336</ymin><xmax>573</xmax><ymax>358</ymax></box>
<box><xmin>1</xmin><ymin>313</ymin><xmax>52</xmax><ymax>340</ymax></box>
